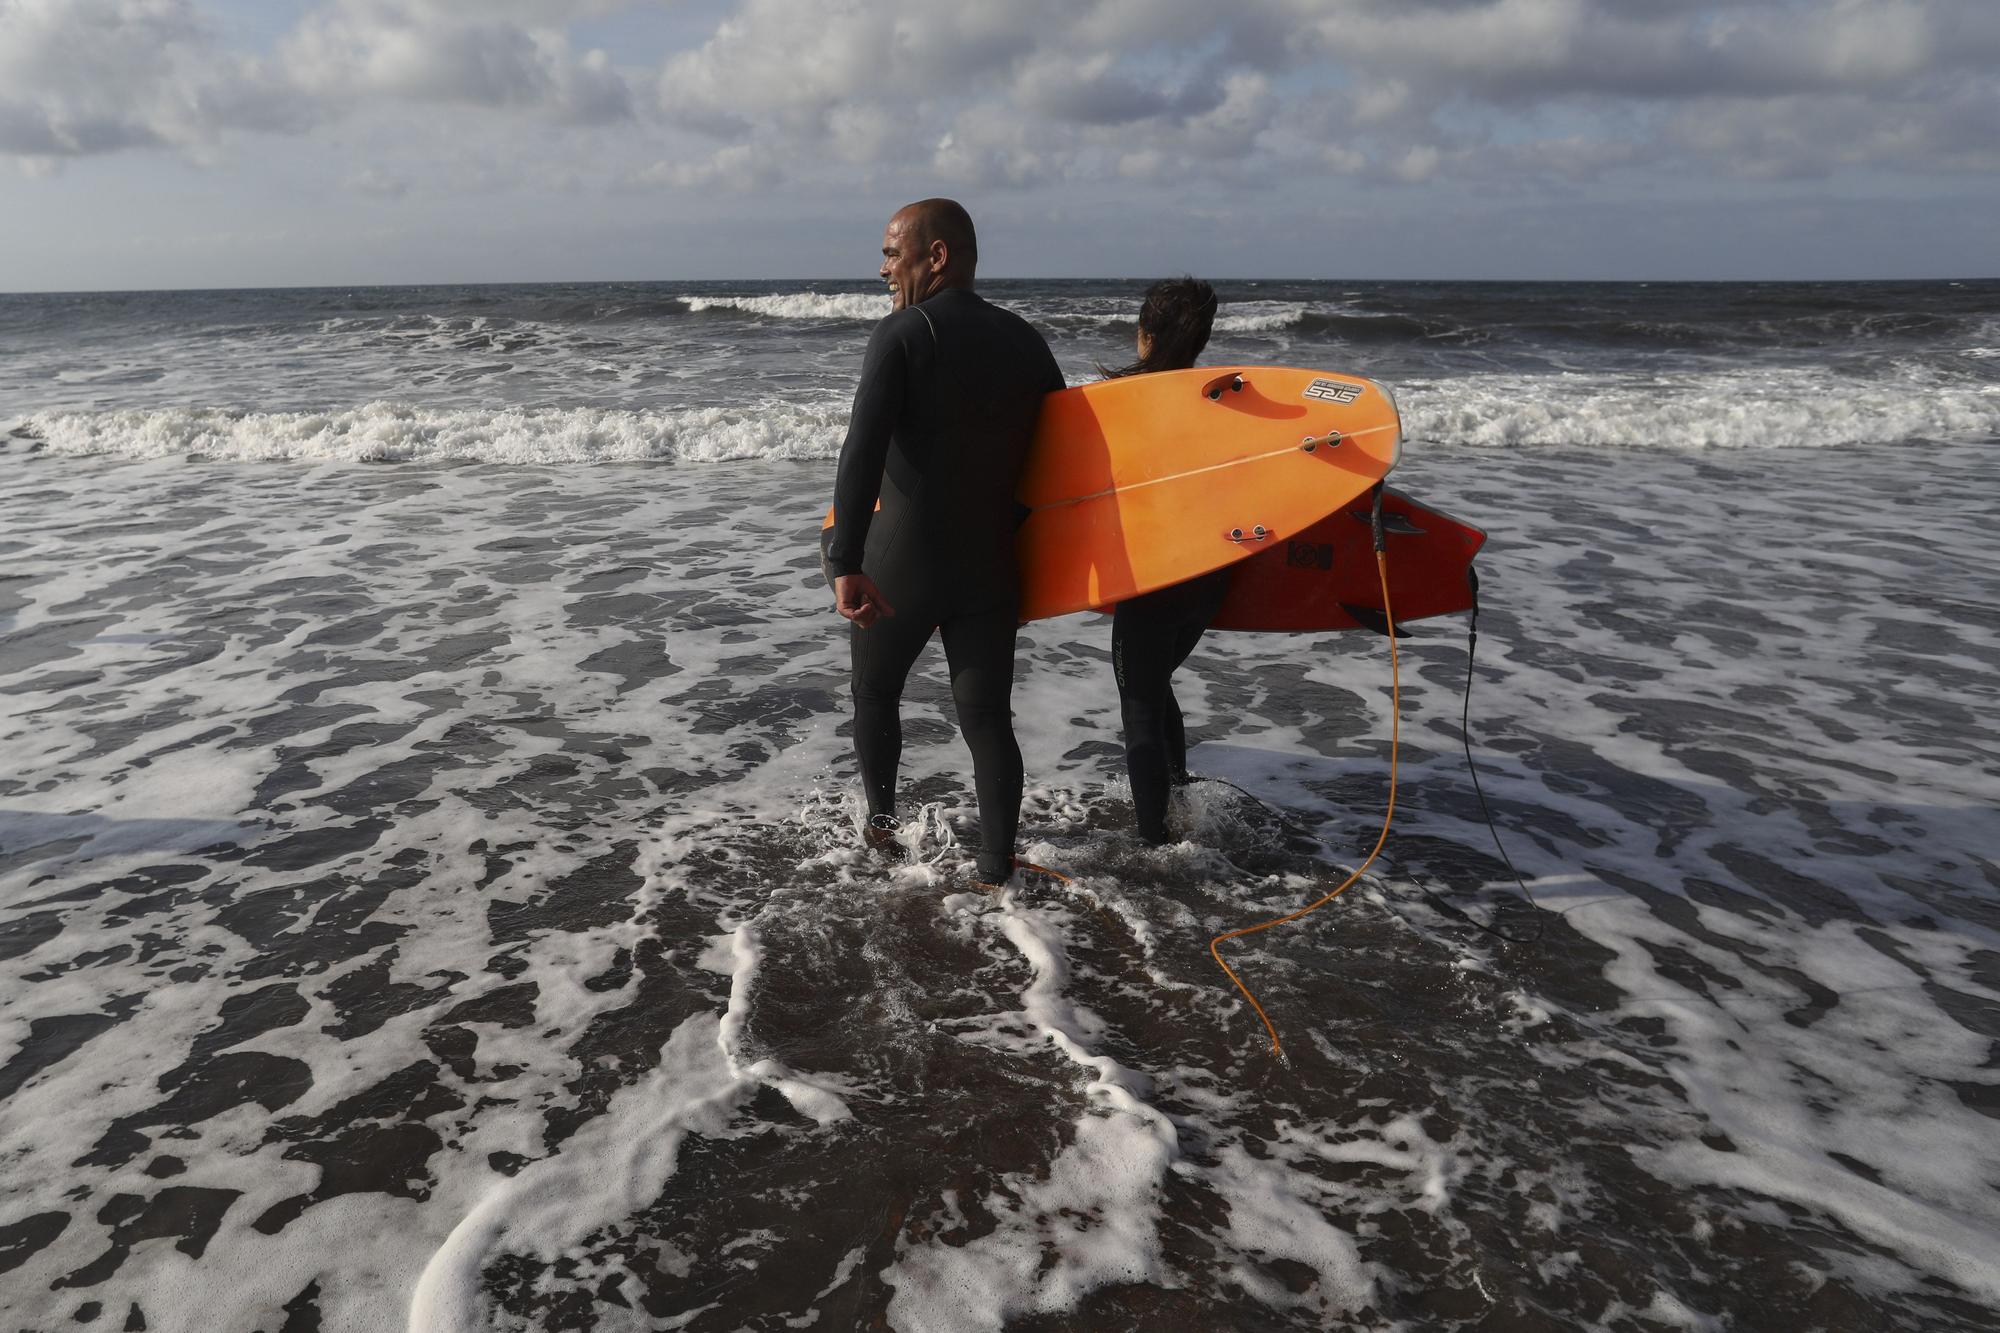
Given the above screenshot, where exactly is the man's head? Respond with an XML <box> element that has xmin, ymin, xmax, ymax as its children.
<box><xmin>879</xmin><ymin>198</ymin><xmax>977</xmax><ymax>310</ymax></box>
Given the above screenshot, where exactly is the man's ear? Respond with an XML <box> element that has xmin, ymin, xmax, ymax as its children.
<box><xmin>930</xmin><ymin>239</ymin><xmax>950</xmax><ymax>273</ymax></box>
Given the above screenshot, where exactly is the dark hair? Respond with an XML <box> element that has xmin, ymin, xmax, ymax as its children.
<box><xmin>1105</xmin><ymin>276</ymin><xmax>1217</xmax><ymax>378</ymax></box>
<box><xmin>904</xmin><ymin>197</ymin><xmax>978</xmax><ymax>272</ymax></box>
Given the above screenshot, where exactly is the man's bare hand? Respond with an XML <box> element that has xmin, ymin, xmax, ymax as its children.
<box><xmin>835</xmin><ymin>573</ymin><xmax>895</xmax><ymax>628</ymax></box>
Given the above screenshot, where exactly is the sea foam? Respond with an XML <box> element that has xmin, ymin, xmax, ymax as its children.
<box><xmin>20</xmin><ymin>401</ymin><xmax>850</xmax><ymax>464</ymax></box>
<box><xmin>682</xmin><ymin>292</ymin><xmax>892</xmax><ymax>322</ymax></box>
<box><xmin>1404</xmin><ymin>371</ymin><xmax>2000</xmax><ymax>450</ymax></box>
<box><xmin>672</xmin><ymin>291</ymin><xmax>1317</xmax><ymax>333</ymax></box>
<box><xmin>5</xmin><ymin>444</ymin><xmax>2000</xmax><ymax>1329</ymax></box>
<box><xmin>19</xmin><ymin>368</ymin><xmax>1997</xmax><ymax>466</ymax></box>
<box><xmin>1211</xmin><ymin>301</ymin><xmax>1312</xmax><ymax>332</ymax></box>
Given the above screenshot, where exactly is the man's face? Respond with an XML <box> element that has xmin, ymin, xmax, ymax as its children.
<box><xmin>879</xmin><ymin>212</ymin><xmax>935</xmax><ymax>311</ymax></box>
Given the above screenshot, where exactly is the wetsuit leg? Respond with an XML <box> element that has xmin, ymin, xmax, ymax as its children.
<box><xmin>938</xmin><ymin>606</ymin><xmax>1022</xmax><ymax>881</ymax></box>
<box><xmin>1113</xmin><ymin>607</ymin><xmax>1182</xmax><ymax>844</ymax></box>
<box><xmin>1112</xmin><ymin>569</ymin><xmax>1232</xmax><ymax>844</ymax></box>
<box><xmin>1163</xmin><ymin>685</ymin><xmax>1190</xmax><ymax>786</ymax></box>
<box><xmin>1163</xmin><ymin>613</ymin><xmax>1216</xmax><ymax>784</ymax></box>
<box><xmin>850</xmin><ymin>614</ymin><xmax>939</xmax><ymax>822</ymax></box>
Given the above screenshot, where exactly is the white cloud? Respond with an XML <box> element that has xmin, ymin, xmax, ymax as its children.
<box><xmin>1011</xmin><ymin>51</ymin><xmax>1198</xmax><ymax>126</ymax></box>
<box><xmin>1290</xmin><ymin>0</ymin><xmax>2000</xmax><ymax>102</ymax></box>
<box><xmin>657</xmin><ymin>1</ymin><xmax>898</xmax><ymax>133</ymax></box>
<box><xmin>1669</xmin><ymin>85</ymin><xmax>2000</xmax><ymax>178</ymax></box>
<box><xmin>5</xmin><ymin>0</ymin><xmax>1997</xmax><ymax>195</ymax></box>
<box><xmin>647</xmin><ymin>1</ymin><xmax>1296</xmax><ymax>191</ymax></box>
<box><xmin>1390</xmin><ymin>143</ymin><xmax>1443</xmax><ymax>184</ymax></box>
<box><xmin>0</xmin><ymin>0</ymin><xmax>303</xmax><ymax>160</ymax></box>
<box><xmin>627</xmin><ymin>141</ymin><xmax>781</xmax><ymax>191</ymax></box>
<box><xmin>0</xmin><ymin>0</ymin><xmax>642</xmax><ymax>170</ymax></box>
<box><xmin>281</xmin><ymin>0</ymin><xmax>635</xmax><ymax>124</ymax></box>
<box><xmin>1175</xmin><ymin>72</ymin><xmax>1274</xmax><ymax>159</ymax></box>
<box><xmin>345</xmin><ymin>164</ymin><xmax>410</xmax><ymax>197</ymax></box>
<box><xmin>635</xmin><ymin>0</ymin><xmax>2000</xmax><ymax>191</ymax></box>
<box><xmin>824</xmin><ymin>103</ymin><xmax>896</xmax><ymax>165</ymax></box>
<box><xmin>932</xmin><ymin>109</ymin><xmax>1054</xmax><ymax>189</ymax></box>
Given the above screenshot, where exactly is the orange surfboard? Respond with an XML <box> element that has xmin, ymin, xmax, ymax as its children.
<box><xmin>823</xmin><ymin>366</ymin><xmax>1400</xmax><ymax>623</ymax></box>
<box><xmin>1210</xmin><ymin>488</ymin><xmax>1485</xmax><ymax>635</ymax></box>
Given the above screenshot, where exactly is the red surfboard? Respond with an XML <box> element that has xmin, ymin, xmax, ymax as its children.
<box><xmin>1208</xmin><ymin>488</ymin><xmax>1485</xmax><ymax>634</ymax></box>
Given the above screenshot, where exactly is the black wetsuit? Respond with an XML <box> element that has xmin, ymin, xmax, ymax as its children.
<box><xmin>1111</xmin><ymin>566</ymin><xmax>1232</xmax><ymax>844</ymax></box>
<box><xmin>826</xmin><ymin>287</ymin><xmax>1064</xmax><ymax>880</ymax></box>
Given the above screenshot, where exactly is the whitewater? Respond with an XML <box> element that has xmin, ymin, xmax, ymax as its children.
<box><xmin>2</xmin><ymin>278</ymin><xmax>1998</xmax><ymax>1331</ymax></box>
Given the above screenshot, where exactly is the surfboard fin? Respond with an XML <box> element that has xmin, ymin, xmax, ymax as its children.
<box><xmin>1340</xmin><ymin>604</ymin><xmax>1413</xmax><ymax>638</ymax></box>
<box><xmin>1351</xmin><ymin>509</ymin><xmax>1426</xmax><ymax>535</ymax></box>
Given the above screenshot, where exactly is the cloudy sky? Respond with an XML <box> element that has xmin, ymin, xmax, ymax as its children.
<box><xmin>3</xmin><ymin>0</ymin><xmax>1996</xmax><ymax>290</ymax></box>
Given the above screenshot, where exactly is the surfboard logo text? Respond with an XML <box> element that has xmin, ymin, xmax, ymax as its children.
<box><xmin>1302</xmin><ymin>378</ymin><xmax>1363</xmax><ymax>404</ymax></box>
<box><xmin>1287</xmin><ymin>541</ymin><xmax>1335</xmax><ymax>570</ymax></box>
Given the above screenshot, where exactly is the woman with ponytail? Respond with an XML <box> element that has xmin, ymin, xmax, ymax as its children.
<box><xmin>1104</xmin><ymin>277</ymin><xmax>1230</xmax><ymax>846</ymax></box>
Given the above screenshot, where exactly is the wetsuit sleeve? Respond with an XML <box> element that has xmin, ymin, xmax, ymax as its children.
<box><xmin>826</xmin><ymin>316</ymin><xmax>912</xmax><ymax>578</ymax></box>
<box><xmin>1016</xmin><ymin>334</ymin><xmax>1066</xmax><ymax>528</ymax></box>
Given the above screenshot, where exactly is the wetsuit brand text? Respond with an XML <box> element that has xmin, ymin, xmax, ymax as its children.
<box><xmin>1302</xmin><ymin>378</ymin><xmax>1363</xmax><ymax>404</ymax></box>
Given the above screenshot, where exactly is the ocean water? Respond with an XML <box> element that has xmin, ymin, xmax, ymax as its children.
<box><xmin>2</xmin><ymin>279</ymin><xmax>1998</xmax><ymax>1332</ymax></box>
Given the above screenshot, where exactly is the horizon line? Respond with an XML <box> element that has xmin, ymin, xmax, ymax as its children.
<box><xmin>3</xmin><ymin>273</ymin><xmax>1996</xmax><ymax>298</ymax></box>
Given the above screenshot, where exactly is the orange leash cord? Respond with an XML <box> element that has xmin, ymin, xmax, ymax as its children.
<box><xmin>972</xmin><ymin>859</ymin><xmax>1075</xmax><ymax>892</ymax></box>
<box><xmin>1209</xmin><ymin>542</ymin><xmax>1401</xmax><ymax>1058</ymax></box>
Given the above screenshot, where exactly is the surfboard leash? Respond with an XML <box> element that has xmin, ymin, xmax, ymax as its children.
<box><xmin>968</xmin><ymin>859</ymin><xmax>1075</xmax><ymax>895</ymax></box>
<box><xmin>1191</xmin><ymin>570</ymin><xmax>1546</xmax><ymax>948</ymax></box>
<box><xmin>1441</xmin><ymin>566</ymin><xmax>1547</xmax><ymax>944</ymax></box>
<box><xmin>1208</xmin><ymin>486</ymin><xmax>1402</xmax><ymax>1058</ymax></box>
<box><xmin>1015</xmin><ymin>859</ymin><xmax>1074</xmax><ymax>885</ymax></box>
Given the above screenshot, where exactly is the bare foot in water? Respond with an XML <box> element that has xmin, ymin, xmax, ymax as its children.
<box><xmin>863</xmin><ymin>814</ymin><xmax>905</xmax><ymax>860</ymax></box>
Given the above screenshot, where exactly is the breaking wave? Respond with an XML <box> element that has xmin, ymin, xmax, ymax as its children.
<box><xmin>669</xmin><ymin>293</ymin><xmax>1329</xmax><ymax>335</ymax></box>
<box><xmin>1212</xmin><ymin>302</ymin><xmax>1313</xmax><ymax>333</ymax></box>
<box><xmin>1404</xmin><ymin>373</ymin><xmax>2000</xmax><ymax>450</ymax></box>
<box><xmin>17</xmin><ymin>401</ymin><xmax>851</xmax><ymax>465</ymax></box>
<box><xmin>15</xmin><ymin>369</ymin><xmax>1997</xmax><ymax>466</ymax></box>
<box><xmin>682</xmin><ymin>292</ymin><xmax>891</xmax><ymax>322</ymax></box>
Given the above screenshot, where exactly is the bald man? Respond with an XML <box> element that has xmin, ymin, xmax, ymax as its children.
<box><xmin>824</xmin><ymin>198</ymin><xmax>1065</xmax><ymax>885</ymax></box>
